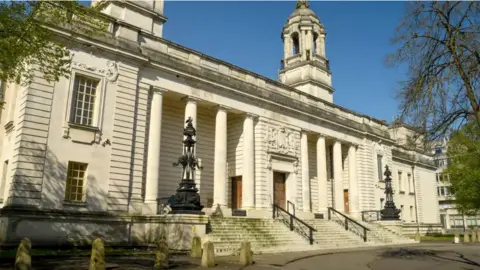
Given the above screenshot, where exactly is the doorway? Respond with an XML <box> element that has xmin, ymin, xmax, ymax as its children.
<box><xmin>344</xmin><ymin>189</ymin><xmax>350</xmax><ymax>213</ymax></box>
<box><xmin>231</xmin><ymin>176</ymin><xmax>242</xmax><ymax>209</ymax></box>
<box><xmin>273</xmin><ymin>172</ymin><xmax>286</xmax><ymax>208</ymax></box>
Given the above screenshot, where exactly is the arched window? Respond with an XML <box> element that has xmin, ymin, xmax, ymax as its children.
<box><xmin>291</xmin><ymin>32</ymin><xmax>299</xmax><ymax>55</ymax></box>
<box><xmin>313</xmin><ymin>32</ymin><xmax>319</xmax><ymax>56</ymax></box>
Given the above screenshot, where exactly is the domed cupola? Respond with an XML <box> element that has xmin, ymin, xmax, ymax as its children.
<box><xmin>279</xmin><ymin>0</ymin><xmax>334</xmax><ymax>103</ymax></box>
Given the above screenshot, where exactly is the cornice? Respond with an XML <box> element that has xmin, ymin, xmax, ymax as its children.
<box><xmin>45</xmin><ymin>23</ymin><xmax>396</xmax><ymax>145</ymax></box>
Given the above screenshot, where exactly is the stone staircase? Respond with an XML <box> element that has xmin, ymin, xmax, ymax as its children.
<box><xmin>361</xmin><ymin>221</ymin><xmax>418</xmax><ymax>245</ymax></box>
<box><xmin>321</xmin><ymin>213</ymin><xmax>417</xmax><ymax>246</ymax></box>
<box><xmin>302</xmin><ymin>219</ymin><xmax>372</xmax><ymax>249</ymax></box>
<box><xmin>207</xmin><ymin>217</ymin><xmax>320</xmax><ymax>256</ymax></box>
<box><xmin>206</xmin><ymin>215</ymin><xmax>418</xmax><ymax>256</ymax></box>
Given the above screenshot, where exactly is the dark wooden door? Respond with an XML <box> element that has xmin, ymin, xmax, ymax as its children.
<box><xmin>273</xmin><ymin>172</ymin><xmax>286</xmax><ymax>208</ymax></box>
<box><xmin>231</xmin><ymin>176</ymin><xmax>242</xmax><ymax>209</ymax></box>
<box><xmin>344</xmin><ymin>189</ymin><xmax>350</xmax><ymax>213</ymax></box>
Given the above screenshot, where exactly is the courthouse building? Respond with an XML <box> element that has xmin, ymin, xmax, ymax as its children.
<box><xmin>0</xmin><ymin>0</ymin><xmax>441</xmax><ymax>245</ymax></box>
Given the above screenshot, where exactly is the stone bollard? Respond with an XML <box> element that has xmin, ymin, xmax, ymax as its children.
<box><xmin>472</xmin><ymin>230</ymin><xmax>477</xmax><ymax>243</ymax></box>
<box><xmin>190</xmin><ymin>236</ymin><xmax>202</xmax><ymax>258</ymax></box>
<box><xmin>239</xmin><ymin>241</ymin><xmax>253</xmax><ymax>266</ymax></box>
<box><xmin>89</xmin><ymin>238</ymin><xmax>106</xmax><ymax>270</ymax></box>
<box><xmin>14</xmin><ymin>238</ymin><xmax>32</xmax><ymax>270</ymax></box>
<box><xmin>201</xmin><ymin>241</ymin><xmax>215</xmax><ymax>268</ymax></box>
<box><xmin>454</xmin><ymin>233</ymin><xmax>460</xmax><ymax>244</ymax></box>
<box><xmin>464</xmin><ymin>231</ymin><xmax>470</xmax><ymax>243</ymax></box>
<box><xmin>155</xmin><ymin>238</ymin><xmax>170</xmax><ymax>269</ymax></box>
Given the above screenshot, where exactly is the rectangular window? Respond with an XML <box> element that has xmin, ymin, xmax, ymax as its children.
<box><xmin>410</xmin><ymin>206</ymin><xmax>414</xmax><ymax>221</ymax></box>
<box><xmin>64</xmin><ymin>161</ymin><xmax>88</xmax><ymax>202</ymax></box>
<box><xmin>0</xmin><ymin>160</ymin><xmax>8</xmax><ymax>202</ymax></box>
<box><xmin>436</xmin><ymin>173</ymin><xmax>439</xmax><ymax>182</ymax></box>
<box><xmin>377</xmin><ymin>155</ymin><xmax>383</xmax><ymax>181</ymax></box>
<box><xmin>70</xmin><ymin>75</ymin><xmax>98</xmax><ymax>126</ymax></box>
<box><xmin>400</xmin><ymin>205</ymin><xmax>404</xmax><ymax>220</ymax></box>
<box><xmin>407</xmin><ymin>173</ymin><xmax>412</xmax><ymax>193</ymax></box>
<box><xmin>398</xmin><ymin>171</ymin><xmax>403</xmax><ymax>193</ymax></box>
<box><xmin>437</xmin><ymin>186</ymin><xmax>441</xmax><ymax>196</ymax></box>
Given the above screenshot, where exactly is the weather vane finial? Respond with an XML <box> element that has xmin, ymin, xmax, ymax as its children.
<box><xmin>296</xmin><ymin>0</ymin><xmax>309</xmax><ymax>9</ymax></box>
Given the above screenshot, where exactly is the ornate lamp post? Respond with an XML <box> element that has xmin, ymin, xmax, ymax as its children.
<box><xmin>169</xmin><ymin>117</ymin><xmax>205</xmax><ymax>215</ymax></box>
<box><xmin>380</xmin><ymin>165</ymin><xmax>401</xmax><ymax>220</ymax></box>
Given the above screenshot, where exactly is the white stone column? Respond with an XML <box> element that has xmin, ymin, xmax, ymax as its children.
<box><xmin>348</xmin><ymin>144</ymin><xmax>359</xmax><ymax>217</ymax></box>
<box><xmin>184</xmin><ymin>96</ymin><xmax>198</xmax><ymax>128</ymax></box>
<box><xmin>242</xmin><ymin>113</ymin><xmax>255</xmax><ymax>209</ymax></box>
<box><xmin>283</xmin><ymin>34</ymin><xmax>291</xmax><ymax>59</ymax></box>
<box><xmin>316</xmin><ymin>135</ymin><xmax>328</xmax><ymax>214</ymax></box>
<box><xmin>183</xmin><ymin>96</ymin><xmax>199</xmax><ymax>180</ymax></box>
<box><xmin>300</xmin><ymin>30</ymin><xmax>306</xmax><ymax>60</ymax></box>
<box><xmin>301</xmin><ymin>130</ymin><xmax>310</xmax><ymax>212</ymax></box>
<box><xmin>213</xmin><ymin>105</ymin><xmax>228</xmax><ymax>208</ymax></box>
<box><xmin>143</xmin><ymin>87</ymin><xmax>166</xmax><ymax>214</ymax></box>
<box><xmin>319</xmin><ymin>34</ymin><xmax>326</xmax><ymax>57</ymax></box>
<box><xmin>315</xmin><ymin>37</ymin><xmax>321</xmax><ymax>56</ymax></box>
<box><xmin>333</xmin><ymin>140</ymin><xmax>344</xmax><ymax>211</ymax></box>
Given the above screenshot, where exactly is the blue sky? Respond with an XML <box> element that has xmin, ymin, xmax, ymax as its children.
<box><xmin>162</xmin><ymin>1</ymin><xmax>408</xmax><ymax>122</ymax></box>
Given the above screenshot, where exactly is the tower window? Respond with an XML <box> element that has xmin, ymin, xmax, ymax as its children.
<box><xmin>313</xmin><ymin>33</ymin><xmax>318</xmax><ymax>56</ymax></box>
<box><xmin>291</xmin><ymin>32</ymin><xmax>299</xmax><ymax>55</ymax></box>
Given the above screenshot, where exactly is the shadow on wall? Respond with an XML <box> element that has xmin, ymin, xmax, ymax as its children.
<box><xmin>0</xmin><ymin>145</ymin><xmax>191</xmax><ymax>249</ymax></box>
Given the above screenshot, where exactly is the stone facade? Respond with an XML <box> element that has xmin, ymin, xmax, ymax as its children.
<box><xmin>0</xmin><ymin>0</ymin><xmax>440</xmax><ymax>245</ymax></box>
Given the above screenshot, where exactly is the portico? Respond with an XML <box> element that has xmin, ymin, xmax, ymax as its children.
<box><xmin>143</xmin><ymin>91</ymin><xmax>361</xmax><ymax>218</ymax></box>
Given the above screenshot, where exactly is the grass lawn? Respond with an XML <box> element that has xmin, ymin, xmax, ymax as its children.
<box><xmin>419</xmin><ymin>234</ymin><xmax>463</xmax><ymax>241</ymax></box>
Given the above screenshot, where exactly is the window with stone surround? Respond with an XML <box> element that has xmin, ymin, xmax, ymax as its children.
<box><xmin>377</xmin><ymin>154</ymin><xmax>383</xmax><ymax>181</ymax></box>
<box><xmin>70</xmin><ymin>75</ymin><xmax>99</xmax><ymax>126</ymax></box>
<box><xmin>410</xmin><ymin>206</ymin><xmax>414</xmax><ymax>221</ymax></box>
<box><xmin>407</xmin><ymin>173</ymin><xmax>413</xmax><ymax>194</ymax></box>
<box><xmin>64</xmin><ymin>161</ymin><xmax>88</xmax><ymax>202</ymax></box>
<box><xmin>398</xmin><ymin>171</ymin><xmax>404</xmax><ymax>193</ymax></box>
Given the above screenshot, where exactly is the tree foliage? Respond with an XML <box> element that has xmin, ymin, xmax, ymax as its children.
<box><xmin>388</xmin><ymin>1</ymin><xmax>480</xmax><ymax>140</ymax></box>
<box><xmin>444</xmin><ymin>122</ymin><xmax>480</xmax><ymax>214</ymax></box>
<box><xmin>0</xmin><ymin>1</ymin><xmax>108</xmax><ymax>85</ymax></box>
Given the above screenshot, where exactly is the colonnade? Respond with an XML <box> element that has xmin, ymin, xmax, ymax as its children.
<box><xmin>143</xmin><ymin>91</ymin><xmax>359</xmax><ymax>216</ymax></box>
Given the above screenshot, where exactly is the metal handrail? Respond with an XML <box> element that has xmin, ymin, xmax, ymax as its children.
<box><xmin>287</xmin><ymin>200</ymin><xmax>295</xmax><ymax>216</ymax></box>
<box><xmin>328</xmin><ymin>207</ymin><xmax>370</xmax><ymax>242</ymax></box>
<box><xmin>273</xmin><ymin>204</ymin><xmax>317</xmax><ymax>245</ymax></box>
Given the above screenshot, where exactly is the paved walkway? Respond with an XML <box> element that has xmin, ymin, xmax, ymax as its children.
<box><xmin>2</xmin><ymin>242</ymin><xmax>480</xmax><ymax>269</ymax></box>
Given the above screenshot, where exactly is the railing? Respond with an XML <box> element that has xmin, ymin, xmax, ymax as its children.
<box><xmin>272</xmin><ymin>204</ymin><xmax>317</xmax><ymax>245</ymax></box>
<box><xmin>287</xmin><ymin>200</ymin><xmax>295</xmax><ymax>216</ymax></box>
<box><xmin>361</xmin><ymin>210</ymin><xmax>381</xmax><ymax>222</ymax></box>
<box><xmin>328</xmin><ymin>207</ymin><xmax>370</xmax><ymax>242</ymax></box>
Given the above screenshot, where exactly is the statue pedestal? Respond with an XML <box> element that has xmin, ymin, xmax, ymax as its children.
<box><xmin>375</xmin><ymin>220</ymin><xmax>403</xmax><ymax>235</ymax></box>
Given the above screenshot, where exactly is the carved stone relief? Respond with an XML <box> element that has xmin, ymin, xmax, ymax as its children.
<box><xmin>71</xmin><ymin>58</ymin><xmax>119</xmax><ymax>82</ymax></box>
<box><xmin>265</xmin><ymin>126</ymin><xmax>299</xmax><ymax>155</ymax></box>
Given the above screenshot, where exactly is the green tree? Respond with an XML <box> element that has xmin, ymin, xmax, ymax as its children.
<box><xmin>444</xmin><ymin>122</ymin><xmax>480</xmax><ymax>213</ymax></box>
<box><xmin>387</xmin><ymin>1</ymin><xmax>480</xmax><ymax>141</ymax></box>
<box><xmin>0</xmin><ymin>1</ymin><xmax>107</xmax><ymax>85</ymax></box>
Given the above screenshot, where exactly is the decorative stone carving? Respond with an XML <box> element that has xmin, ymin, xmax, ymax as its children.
<box><xmin>71</xmin><ymin>60</ymin><xmax>119</xmax><ymax>82</ymax></box>
<box><xmin>266</xmin><ymin>126</ymin><xmax>299</xmax><ymax>155</ymax></box>
<box><xmin>266</xmin><ymin>153</ymin><xmax>299</xmax><ymax>174</ymax></box>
